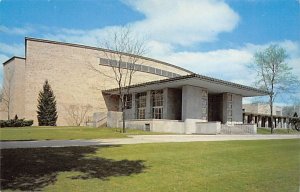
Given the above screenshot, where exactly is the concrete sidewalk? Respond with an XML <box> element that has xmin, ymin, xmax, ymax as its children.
<box><xmin>0</xmin><ymin>134</ymin><xmax>299</xmax><ymax>149</ymax></box>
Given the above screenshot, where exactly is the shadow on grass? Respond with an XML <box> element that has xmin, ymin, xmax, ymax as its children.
<box><xmin>1</xmin><ymin>146</ymin><xmax>145</xmax><ymax>191</ymax></box>
<box><xmin>0</xmin><ymin>139</ymin><xmax>38</xmax><ymax>142</ymax></box>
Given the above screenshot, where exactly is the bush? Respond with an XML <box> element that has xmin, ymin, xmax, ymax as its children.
<box><xmin>0</xmin><ymin>119</ymin><xmax>34</xmax><ymax>128</ymax></box>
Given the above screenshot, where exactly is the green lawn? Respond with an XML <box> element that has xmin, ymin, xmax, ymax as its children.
<box><xmin>0</xmin><ymin>126</ymin><xmax>169</xmax><ymax>141</ymax></box>
<box><xmin>1</xmin><ymin>139</ymin><xmax>299</xmax><ymax>192</ymax></box>
<box><xmin>257</xmin><ymin>128</ymin><xmax>300</xmax><ymax>134</ymax></box>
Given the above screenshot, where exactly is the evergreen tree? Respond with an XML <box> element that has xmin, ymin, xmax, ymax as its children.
<box><xmin>37</xmin><ymin>80</ymin><xmax>58</xmax><ymax>126</ymax></box>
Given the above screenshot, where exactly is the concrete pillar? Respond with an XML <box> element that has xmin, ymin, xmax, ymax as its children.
<box><xmin>258</xmin><ymin>116</ymin><xmax>262</xmax><ymax>128</ymax></box>
<box><xmin>221</xmin><ymin>93</ymin><xmax>228</xmax><ymax>124</ymax></box>
<box><xmin>251</xmin><ymin>115</ymin><xmax>255</xmax><ymax>124</ymax></box>
<box><xmin>132</xmin><ymin>93</ymin><xmax>136</xmax><ymax>119</ymax></box>
<box><xmin>182</xmin><ymin>85</ymin><xmax>203</xmax><ymax>121</ymax></box>
<box><xmin>280</xmin><ymin>118</ymin><xmax>283</xmax><ymax>128</ymax></box>
<box><xmin>265</xmin><ymin>117</ymin><xmax>269</xmax><ymax>128</ymax></box>
<box><xmin>145</xmin><ymin>90</ymin><xmax>151</xmax><ymax>119</ymax></box>
<box><xmin>283</xmin><ymin>118</ymin><xmax>287</xmax><ymax>129</ymax></box>
<box><xmin>163</xmin><ymin>88</ymin><xmax>168</xmax><ymax>119</ymax></box>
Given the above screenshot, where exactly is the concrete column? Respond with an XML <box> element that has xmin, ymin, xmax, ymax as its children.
<box><xmin>258</xmin><ymin>116</ymin><xmax>262</xmax><ymax>128</ymax></box>
<box><xmin>221</xmin><ymin>93</ymin><xmax>229</xmax><ymax>124</ymax></box>
<box><xmin>278</xmin><ymin>118</ymin><xmax>281</xmax><ymax>128</ymax></box>
<box><xmin>265</xmin><ymin>117</ymin><xmax>269</xmax><ymax>128</ymax></box>
<box><xmin>283</xmin><ymin>118</ymin><xmax>287</xmax><ymax>129</ymax></box>
<box><xmin>145</xmin><ymin>90</ymin><xmax>152</xmax><ymax>119</ymax></box>
<box><xmin>251</xmin><ymin>115</ymin><xmax>255</xmax><ymax>124</ymax></box>
<box><xmin>245</xmin><ymin>115</ymin><xmax>248</xmax><ymax>124</ymax></box>
<box><xmin>181</xmin><ymin>85</ymin><xmax>203</xmax><ymax>121</ymax></box>
<box><xmin>163</xmin><ymin>88</ymin><xmax>168</xmax><ymax>119</ymax></box>
<box><xmin>132</xmin><ymin>93</ymin><xmax>136</xmax><ymax>119</ymax></box>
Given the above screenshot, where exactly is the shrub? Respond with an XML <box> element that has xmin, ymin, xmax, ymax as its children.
<box><xmin>0</xmin><ymin>119</ymin><xmax>34</xmax><ymax>128</ymax></box>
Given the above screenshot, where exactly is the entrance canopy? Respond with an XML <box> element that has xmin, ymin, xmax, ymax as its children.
<box><xmin>103</xmin><ymin>73</ymin><xmax>268</xmax><ymax>97</ymax></box>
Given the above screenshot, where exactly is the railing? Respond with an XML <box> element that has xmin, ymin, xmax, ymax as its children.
<box><xmin>85</xmin><ymin>113</ymin><xmax>108</xmax><ymax>127</ymax></box>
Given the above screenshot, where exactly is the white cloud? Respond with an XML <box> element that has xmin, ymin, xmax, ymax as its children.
<box><xmin>43</xmin><ymin>0</ymin><xmax>239</xmax><ymax>47</ymax></box>
<box><xmin>0</xmin><ymin>25</ymin><xmax>34</xmax><ymax>35</ymax></box>
<box><xmin>126</xmin><ymin>0</ymin><xmax>239</xmax><ymax>46</ymax></box>
<box><xmin>0</xmin><ymin>42</ymin><xmax>24</xmax><ymax>56</ymax></box>
<box><xmin>147</xmin><ymin>40</ymin><xmax>300</xmax><ymax>90</ymax></box>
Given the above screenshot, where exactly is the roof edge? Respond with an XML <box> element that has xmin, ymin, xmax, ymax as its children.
<box><xmin>3</xmin><ymin>56</ymin><xmax>25</xmax><ymax>65</ymax></box>
<box><xmin>103</xmin><ymin>73</ymin><xmax>269</xmax><ymax>95</ymax></box>
<box><xmin>25</xmin><ymin>37</ymin><xmax>193</xmax><ymax>74</ymax></box>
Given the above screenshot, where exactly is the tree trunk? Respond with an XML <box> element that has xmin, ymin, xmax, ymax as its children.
<box><xmin>270</xmin><ymin>96</ymin><xmax>274</xmax><ymax>134</ymax></box>
<box><xmin>7</xmin><ymin>105</ymin><xmax>10</xmax><ymax>120</ymax></box>
<box><xmin>122</xmin><ymin>110</ymin><xmax>126</xmax><ymax>133</ymax></box>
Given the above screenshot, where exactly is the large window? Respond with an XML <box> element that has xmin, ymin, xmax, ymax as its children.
<box><xmin>152</xmin><ymin>90</ymin><xmax>163</xmax><ymax>119</ymax></box>
<box><xmin>136</xmin><ymin>92</ymin><xmax>147</xmax><ymax>119</ymax></box>
<box><xmin>123</xmin><ymin>94</ymin><xmax>132</xmax><ymax>109</ymax></box>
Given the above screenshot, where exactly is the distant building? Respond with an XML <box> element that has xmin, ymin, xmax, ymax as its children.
<box><xmin>243</xmin><ymin>103</ymin><xmax>297</xmax><ymax>129</ymax></box>
<box><xmin>243</xmin><ymin>103</ymin><xmax>283</xmax><ymax>116</ymax></box>
<box><xmin>282</xmin><ymin>105</ymin><xmax>300</xmax><ymax>116</ymax></box>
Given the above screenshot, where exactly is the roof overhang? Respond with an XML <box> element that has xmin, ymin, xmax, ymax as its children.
<box><xmin>103</xmin><ymin>74</ymin><xmax>269</xmax><ymax>97</ymax></box>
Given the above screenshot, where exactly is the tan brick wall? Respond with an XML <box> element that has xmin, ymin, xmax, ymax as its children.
<box><xmin>24</xmin><ymin>39</ymin><xmax>190</xmax><ymax>125</ymax></box>
<box><xmin>0</xmin><ymin>57</ymin><xmax>25</xmax><ymax>120</ymax></box>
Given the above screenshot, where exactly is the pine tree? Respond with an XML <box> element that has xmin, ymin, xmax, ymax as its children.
<box><xmin>37</xmin><ymin>80</ymin><xmax>58</xmax><ymax>126</ymax></box>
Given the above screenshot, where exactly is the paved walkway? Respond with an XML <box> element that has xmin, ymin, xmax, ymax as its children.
<box><xmin>0</xmin><ymin>134</ymin><xmax>299</xmax><ymax>149</ymax></box>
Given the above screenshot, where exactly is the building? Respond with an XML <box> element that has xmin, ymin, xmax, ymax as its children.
<box><xmin>1</xmin><ymin>37</ymin><xmax>268</xmax><ymax>134</ymax></box>
<box><xmin>243</xmin><ymin>103</ymin><xmax>282</xmax><ymax>116</ymax></box>
<box><xmin>243</xmin><ymin>103</ymin><xmax>297</xmax><ymax>129</ymax></box>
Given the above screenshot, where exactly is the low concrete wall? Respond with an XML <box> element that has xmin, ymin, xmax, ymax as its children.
<box><xmin>184</xmin><ymin>119</ymin><xmax>207</xmax><ymax>134</ymax></box>
<box><xmin>195</xmin><ymin>122</ymin><xmax>221</xmax><ymax>134</ymax></box>
<box><xmin>221</xmin><ymin>124</ymin><xmax>257</xmax><ymax>134</ymax></box>
<box><xmin>107</xmin><ymin>111</ymin><xmax>122</xmax><ymax>128</ymax></box>
<box><xmin>104</xmin><ymin>111</ymin><xmax>257</xmax><ymax>135</ymax></box>
<box><xmin>125</xmin><ymin>119</ymin><xmax>185</xmax><ymax>134</ymax></box>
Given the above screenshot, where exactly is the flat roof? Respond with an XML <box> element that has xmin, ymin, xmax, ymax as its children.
<box><xmin>2</xmin><ymin>56</ymin><xmax>25</xmax><ymax>65</ymax></box>
<box><xmin>243</xmin><ymin>112</ymin><xmax>299</xmax><ymax>119</ymax></box>
<box><xmin>103</xmin><ymin>74</ymin><xmax>269</xmax><ymax>97</ymax></box>
<box><xmin>25</xmin><ymin>37</ymin><xmax>193</xmax><ymax>74</ymax></box>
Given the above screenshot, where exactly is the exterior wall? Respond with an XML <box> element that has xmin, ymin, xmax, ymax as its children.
<box><xmin>182</xmin><ymin>85</ymin><xmax>207</xmax><ymax>120</ymax></box>
<box><xmin>24</xmin><ymin>39</ymin><xmax>190</xmax><ymax>125</ymax></box>
<box><xmin>0</xmin><ymin>58</ymin><xmax>25</xmax><ymax>120</ymax></box>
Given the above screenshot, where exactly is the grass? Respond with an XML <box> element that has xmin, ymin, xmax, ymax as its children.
<box><xmin>0</xmin><ymin>126</ymin><xmax>170</xmax><ymax>141</ymax></box>
<box><xmin>1</xmin><ymin>139</ymin><xmax>299</xmax><ymax>191</ymax></box>
<box><xmin>257</xmin><ymin>128</ymin><xmax>300</xmax><ymax>134</ymax></box>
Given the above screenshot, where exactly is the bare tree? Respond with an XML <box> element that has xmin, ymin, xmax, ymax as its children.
<box><xmin>1</xmin><ymin>69</ymin><xmax>14</xmax><ymax>120</ymax></box>
<box><xmin>250</xmin><ymin>45</ymin><xmax>300</xmax><ymax>133</ymax></box>
<box><xmin>89</xmin><ymin>27</ymin><xmax>146</xmax><ymax>133</ymax></box>
<box><xmin>65</xmin><ymin>104</ymin><xmax>93</xmax><ymax>126</ymax></box>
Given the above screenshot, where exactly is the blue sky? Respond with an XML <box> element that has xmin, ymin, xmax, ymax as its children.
<box><xmin>0</xmin><ymin>0</ymin><xmax>299</xmax><ymax>104</ymax></box>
